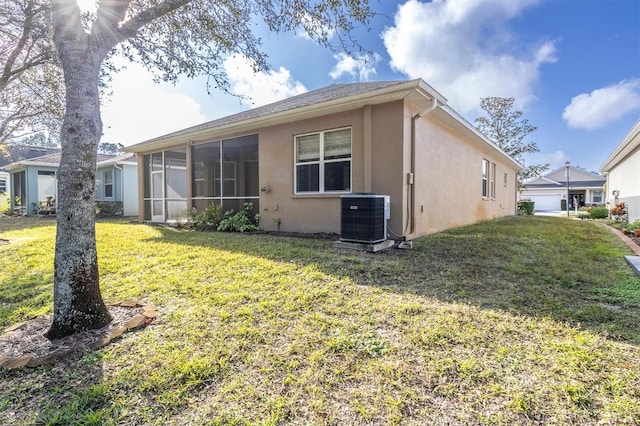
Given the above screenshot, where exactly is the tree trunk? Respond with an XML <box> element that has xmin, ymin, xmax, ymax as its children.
<box><xmin>45</xmin><ymin>46</ymin><xmax>111</xmax><ymax>339</ymax></box>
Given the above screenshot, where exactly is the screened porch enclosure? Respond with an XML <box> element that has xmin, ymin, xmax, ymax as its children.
<box><xmin>142</xmin><ymin>134</ymin><xmax>259</xmax><ymax>222</ymax></box>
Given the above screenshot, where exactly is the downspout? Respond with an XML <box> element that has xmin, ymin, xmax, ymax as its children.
<box><xmin>404</xmin><ymin>96</ymin><xmax>438</xmax><ymax>240</ymax></box>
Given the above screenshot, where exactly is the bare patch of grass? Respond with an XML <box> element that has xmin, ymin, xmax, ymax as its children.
<box><xmin>1</xmin><ymin>215</ymin><xmax>639</xmax><ymax>424</ymax></box>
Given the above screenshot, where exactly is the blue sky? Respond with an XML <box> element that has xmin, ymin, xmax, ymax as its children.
<box><xmin>101</xmin><ymin>0</ymin><xmax>640</xmax><ymax>174</ymax></box>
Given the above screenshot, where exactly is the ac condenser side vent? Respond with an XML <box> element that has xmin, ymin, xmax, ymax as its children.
<box><xmin>340</xmin><ymin>194</ymin><xmax>390</xmax><ymax>244</ymax></box>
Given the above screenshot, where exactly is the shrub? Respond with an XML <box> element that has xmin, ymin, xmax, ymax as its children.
<box><xmin>217</xmin><ymin>202</ymin><xmax>260</xmax><ymax>232</ymax></box>
<box><xmin>186</xmin><ymin>203</ymin><xmax>223</xmax><ymax>231</ymax></box>
<box><xmin>629</xmin><ymin>220</ymin><xmax>640</xmax><ymax>230</ymax></box>
<box><xmin>517</xmin><ymin>200</ymin><xmax>535</xmax><ymax>215</ymax></box>
<box><xmin>95</xmin><ymin>201</ymin><xmax>123</xmax><ymax>216</ymax></box>
<box><xmin>611</xmin><ymin>202</ymin><xmax>627</xmax><ymax>221</ymax></box>
<box><xmin>0</xmin><ymin>193</ymin><xmax>10</xmax><ymax>214</ymax></box>
<box><xmin>589</xmin><ymin>206</ymin><xmax>608</xmax><ymax>219</ymax></box>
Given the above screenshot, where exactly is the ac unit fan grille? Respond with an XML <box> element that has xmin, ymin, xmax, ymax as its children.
<box><xmin>340</xmin><ymin>195</ymin><xmax>387</xmax><ymax>243</ymax></box>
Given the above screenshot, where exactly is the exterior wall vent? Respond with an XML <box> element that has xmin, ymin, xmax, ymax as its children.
<box><xmin>340</xmin><ymin>194</ymin><xmax>390</xmax><ymax>244</ymax></box>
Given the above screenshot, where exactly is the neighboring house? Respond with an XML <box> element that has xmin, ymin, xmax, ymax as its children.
<box><xmin>600</xmin><ymin>118</ymin><xmax>640</xmax><ymax>222</ymax></box>
<box><xmin>95</xmin><ymin>154</ymin><xmax>140</xmax><ymax>216</ymax></box>
<box><xmin>0</xmin><ymin>169</ymin><xmax>6</xmax><ymax>196</ymax></box>
<box><xmin>519</xmin><ymin>166</ymin><xmax>605</xmax><ymax>211</ymax></box>
<box><xmin>125</xmin><ymin>79</ymin><xmax>522</xmax><ymax>239</ymax></box>
<box><xmin>4</xmin><ymin>152</ymin><xmax>139</xmax><ymax>216</ymax></box>
<box><xmin>0</xmin><ymin>145</ymin><xmax>61</xmax><ymax>198</ymax></box>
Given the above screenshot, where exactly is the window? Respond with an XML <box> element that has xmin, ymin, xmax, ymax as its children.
<box><xmin>593</xmin><ymin>190</ymin><xmax>603</xmax><ymax>203</ymax></box>
<box><xmin>481</xmin><ymin>159</ymin><xmax>489</xmax><ymax>198</ymax></box>
<box><xmin>295</xmin><ymin>127</ymin><xmax>351</xmax><ymax>194</ymax></box>
<box><xmin>0</xmin><ymin>178</ymin><xmax>6</xmax><ymax>194</ymax></box>
<box><xmin>37</xmin><ymin>171</ymin><xmax>56</xmax><ymax>201</ymax></box>
<box><xmin>490</xmin><ymin>162</ymin><xmax>496</xmax><ymax>199</ymax></box>
<box><xmin>104</xmin><ymin>171</ymin><xmax>113</xmax><ymax>198</ymax></box>
<box><xmin>503</xmin><ymin>173</ymin><xmax>508</xmax><ymax>187</ymax></box>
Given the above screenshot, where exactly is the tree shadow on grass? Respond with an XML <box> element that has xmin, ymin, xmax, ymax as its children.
<box><xmin>0</xmin><ymin>347</ymin><xmax>109</xmax><ymax>424</ymax></box>
<box><xmin>145</xmin><ymin>216</ymin><xmax>640</xmax><ymax>346</ymax></box>
<box><xmin>0</xmin><ymin>216</ymin><xmax>58</xmax><ymax>234</ymax></box>
<box><xmin>0</xmin><ymin>303</ymin><xmax>153</xmax><ymax>424</ymax></box>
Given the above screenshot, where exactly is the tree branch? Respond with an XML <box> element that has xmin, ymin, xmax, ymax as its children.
<box><xmin>0</xmin><ymin>0</ymin><xmax>38</xmax><ymax>92</ymax></box>
<box><xmin>118</xmin><ymin>0</ymin><xmax>192</xmax><ymax>39</ymax></box>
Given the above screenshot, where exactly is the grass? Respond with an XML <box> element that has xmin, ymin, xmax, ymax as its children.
<box><xmin>1</xmin><ymin>215</ymin><xmax>639</xmax><ymax>425</ymax></box>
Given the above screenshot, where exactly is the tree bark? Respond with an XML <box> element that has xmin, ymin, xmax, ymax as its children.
<box><xmin>45</xmin><ymin>1</ymin><xmax>112</xmax><ymax>339</ymax></box>
<box><xmin>45</xmin><ymin>65</ymin><xmax>112</xmax><ymax>339</ymax></box>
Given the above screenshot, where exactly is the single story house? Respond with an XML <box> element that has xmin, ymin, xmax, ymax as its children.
<box><xmin>519</xmin><ymin>165</ymin><xmax>605</xmax><ymax>211</ymax></box>
<box><xmin>125</xmin><ymin>79</ymin><xmax>522</xmax><ymax>239</ymax></box>
<box><xmin>600</xmin><ymin>118</ymin><xmax>640</xmax><ymax>222</ymax></box>
<box><xmin>4</xmin><ymin>152</ymin><xmax>139</xmax><ymax>216</ymax></box>
<box><xmin>0</xmin><ymin>145</ymin><xmax>61</xmax><ymax>197</ymax></box>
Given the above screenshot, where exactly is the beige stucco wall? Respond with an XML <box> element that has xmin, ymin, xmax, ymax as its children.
<box><xmin>258</xmin><ymin>98</ymin><xmax>518</xmax><ymax>237</ymax></box>
<box><xmin>369</xmin><ymin>101</ymin><xmax>406</xmax><ymax>236</ymax></box>
<box><xmin>258</xmin><ymin>109</ymin><xmax>365</xmax><ymax>233</ymax></box>
<box><xmin>605</xmin><ymin>146</ymin><xmax>640</xmax><ymax>222</ymax></box>
<box><xmin>135</xmin><ymin>99</ymin><xmax>518</xmax><ymax>237</ymax></box>
<box><xmin>258</xmin><ymin>104</ymin><xmax>409</xmax><ymax>234</ymax></box>
<box><xmin>411</xmin><ymin>104</ymin><xmax>517</xmax><ymax>236</ymax></box>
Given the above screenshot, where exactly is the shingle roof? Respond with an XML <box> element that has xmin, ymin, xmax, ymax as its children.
<box><xmin>3</xmin><ymin>152</ymin><xmax>118</xmax><ymax>170</ymax></box>
<box><xmin>0</xmin><ymin>145</ymin><xmax>61</xmax><ymax>168</ymax></box>
<box><xmin>140</xmin><ymin>81</ymin><xmax>407</xmax><ymax>141</ymax></box>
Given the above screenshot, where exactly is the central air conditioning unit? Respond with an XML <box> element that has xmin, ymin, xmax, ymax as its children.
<box><xmin>340</xmin><ymin>194</ymin><xmax>390</xmax><ymax>244</ymax></box>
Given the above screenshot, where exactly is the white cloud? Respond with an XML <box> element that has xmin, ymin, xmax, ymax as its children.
<box><xmin>101</xmin><ymin>63</ymin><xmax>206</xmax><ymax>146</ymax></box>
<box><xmin>381</xmin><ymin>0</ymin><xmax>553</xmax><ymax>114</ymax></box>
<box><xmin>330</xmin><ymin>52</ymin><xmax>381</xmax><ymax>81</ymax></box>
<box><xmin>224</xmin><ymin>55</ymin><xmax>307</xmax><ymax>107</ymax></box>
<box><xmin>295</xmin><ymin>13</ymin><xmax>336</xmax><ymax>41</ymax></box>
<box><xmin>562</xmin><ymin>80</ymin><xmax>640</xmax><ymax>130</ymax></box>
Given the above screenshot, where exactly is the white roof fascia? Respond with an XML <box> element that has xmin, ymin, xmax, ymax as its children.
<box><xmin>600</xmin><ymin>118</ymin><xmax>640</xmax><ymax>174</ymax></box>
<box><xmin>524</xmin><ymin>176</ymin><xmax>563</xmax><ymax>186</ymax></box>
<box><xmin>540</xmin><ymin>176</ymin><xmax>563</xmax><ymax>185</ymax></box>
<box><xmin>97</xmin><ymin>153</ymin><xmax>137</xmax><ymax>166</ymax></box>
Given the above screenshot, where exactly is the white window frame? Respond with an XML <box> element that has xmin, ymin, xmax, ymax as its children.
<box><xmin>490</xmin><ymin>162</ymin><xmax>496</xmax><ymax>199</ymax></box>
<box><xmin>482</xmin><ymin>159</ymin><xmax>489</xmax><ymax>199</ymax></box>
<box><xmin>104</xmin><ymin>170</ymin><xmax>113</xmax><ymax>198</ymax></box>
<box><xmin>0</xmin><ymin>178</ymin><xmax>6</xmax><ymax>194</ymax></box>
<box><xmin>294</xmin><ymin>127</ymin><xmax>352</xmax><ymax>194</ymax></box>
<box><xmin>592</xmin><ymin>190</ymin><xmax>603</xmax><ymax>204</ymax></box>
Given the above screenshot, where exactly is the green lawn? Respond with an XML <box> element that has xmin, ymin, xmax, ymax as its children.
<box><xmin>1</xmin><ymin>215</ymin><xmax>639</xmax><ymax>425</ymax></box>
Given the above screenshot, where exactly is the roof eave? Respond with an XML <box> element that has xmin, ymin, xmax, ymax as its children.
<box><xmin>600</xmin><ymin>118</ymin><xmax>640</xmax><ymax>173</ymax></box>
<box><xmin>4</xmin><ymin>160</ymin><xmax>59</xmax><ymax>171</ymax></box>
<box><xmin>125</xmin><ymin>80</ymin><xmax>442</xmax><ymax>154</ymax></box>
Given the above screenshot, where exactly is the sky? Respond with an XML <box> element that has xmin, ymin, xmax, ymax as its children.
<box><xmin>100</xmin><ymin>0</ymin><xmax>640</xmax><ymax>174</ymax></box>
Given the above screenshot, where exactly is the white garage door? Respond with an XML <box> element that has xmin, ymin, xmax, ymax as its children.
<box><xmin>527</xmin><ymin>194</ymin><xmax>563</xmax><ymax>211</ymax></box>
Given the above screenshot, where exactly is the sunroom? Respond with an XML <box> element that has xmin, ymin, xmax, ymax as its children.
<box><xmin>141</xmin><ymin>134</ymin><xmax>259</xmax><ymax>222</ymax></box>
